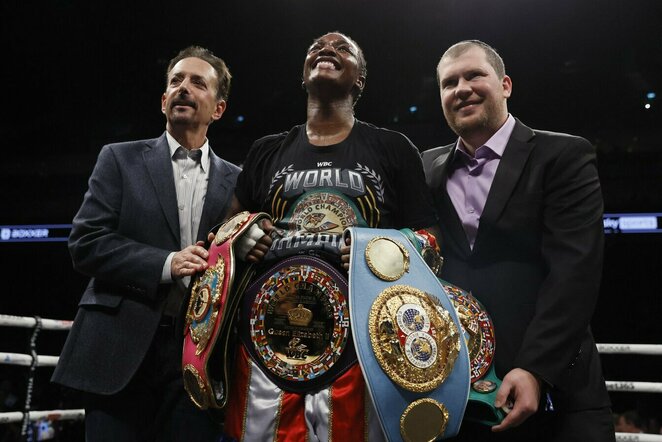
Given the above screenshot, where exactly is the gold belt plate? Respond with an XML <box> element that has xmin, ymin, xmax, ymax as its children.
<box><xmin>185</xmin><ymin>258</ymin><xmax>225</xmax><ymax>355</ymax></box>
<box><xmin>368</xmin><ymin>285</ymin><xmax>461</xmax><ymax>392</ymax></box>
<box><xmin>249</xmin><ymin>263</ymin><xmax>350</xmax><ymax>382</ymax></box>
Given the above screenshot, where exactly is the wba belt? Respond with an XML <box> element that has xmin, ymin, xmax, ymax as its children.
<box><xmin>181</xmin><ymin>211</ymin><xmax>270</xmax><ymax>409</ymax></box>
<box><xmin>238</xmin><ymin>255</ymin><xmax>356</xmax><ymax>393</ymax></box>
<box><xmin>346</xmin><ymin>227</ymin><xmax>470</xmax><ymax>441</ymax></box>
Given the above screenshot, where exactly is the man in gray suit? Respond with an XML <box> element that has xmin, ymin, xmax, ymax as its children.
<box><xmin>52</xmin><ymin>46</ymin><xmax>240</xmax><ymax>441</ymax></box>
<box><xmin>422</xmin><ymin>40</ymin><xmax>614</xmax><ymax>441</ymax></box>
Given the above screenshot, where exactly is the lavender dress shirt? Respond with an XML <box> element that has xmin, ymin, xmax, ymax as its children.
<box><xmin>446</xmin><ymin>115</ymin><xmax>516</xmax><ymax>249</ymax></box>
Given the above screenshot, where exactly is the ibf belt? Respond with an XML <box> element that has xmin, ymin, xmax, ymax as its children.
<box><xmin>346</xmin><ymin>227</ymin><xmax>470</xmax><ymax>441</ymax></box>
<box><xmin>239</xmin><ymin>255</ymin><xmax>356</xmax><ymax>393</ymax></box>
<box><xmin>182</xmin><ymin>211</ymin><xmax>270</xmax><ymax>409</ymax></box>
<box><xmin>441</xmin><ymin>281</ymin><xmax>506</xmax><ymax>426</ymax></box>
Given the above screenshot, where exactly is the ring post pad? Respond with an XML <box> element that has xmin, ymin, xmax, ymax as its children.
<box><xmin>347</xmin><ymin>227</ymin><xmax>471</xmax><ymax>440</ymax></box>
<box><xmin>182</xmin><ymin>211</ymin><xmax>270</xmax><ymax>409</ymax></box>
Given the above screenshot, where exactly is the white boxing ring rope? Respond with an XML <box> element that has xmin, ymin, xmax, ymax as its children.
<box><xmin>598</xmin><ymin>343</ymin><xmax>662</xmax><ymax>356</ymax></box>
<box><xmin>1</xmin><ymin>314</ymin><xmax>662</xmax><ymax>440</ymax></box>
<box><xmin>0</xmin><ymin>410</ymin><xmax>85</xmax><ymax>425</ymax></box>
<box><xmin>1</xmin><ymin>352</ymin><xmax>59</xmax><ymax>367</ymax></box>
<box><xmin>0</xmin><ymin>314</ymin><xmax>73</xmax><ymax>330</ymax></box>
<box><xmin>0</xmin><ymin>313</ymin><xmax>84</xmax><ymax>439</ymax></box>
<box><xmin>616</xmin><ymin>435</ymin><xmax>662</xmax><ymax>442</ymax></box>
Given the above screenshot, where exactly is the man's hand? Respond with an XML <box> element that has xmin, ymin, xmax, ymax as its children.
<box><xmin>491</xmin><ymin>368</ymin><xmax>541</xmax><ymax>432</ymax></box>
<box><xmin>171</xmin><ymin>241</ymin><xmax>209</xmax><ymax>278</ymax></box>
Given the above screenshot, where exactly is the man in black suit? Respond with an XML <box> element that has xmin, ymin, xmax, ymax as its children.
<box><xmin>52</xmin><ymin>46</ymin><xmax>240</xmax><ymax>441</ymax></box>
<box><xmin>422</xmin><ymin>40</ymin><xmax>614</xmax><ymax>441</ymax></box>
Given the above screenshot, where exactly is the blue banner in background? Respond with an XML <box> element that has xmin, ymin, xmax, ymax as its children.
<box><xmin>603</xmin><ymin>213</ymin><xmax>662</xmax><ymax>234</ymax></box>
<box><xmin>1</xmin><ymin>215</ymin><xmax>660</xmax><ymax>243</ymax></box>
<box><xmin>0</xmin><ymin>224</ymin><xmax>72</xmax><ymax>243</ymax></box>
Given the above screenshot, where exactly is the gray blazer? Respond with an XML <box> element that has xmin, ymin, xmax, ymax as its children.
<box><xmin>52</xmin><ymin>133</ymin><xmax>240</xmax><ymax>394</ymax></box>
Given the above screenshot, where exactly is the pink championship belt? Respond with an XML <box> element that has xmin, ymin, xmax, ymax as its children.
<box><xmin>182</xmin><ymin>211</ymin><xmax>270</xmax><ymax>409</ymax></box>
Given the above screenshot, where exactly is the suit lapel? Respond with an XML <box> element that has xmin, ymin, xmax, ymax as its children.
<box><xmin>473</xmin><ymin>120</ymin><xmax>535</xmax><ymax>253</ymax></box>
<box><xmin>424</xmin><ymin>144</ymin><xmax>454</xmax><ymax>189</ymax></box>
<box><xmin>437</xmin><ymin>189</ymin><xmax>472</xmax><ymax>256</ymax></box>
<box><xmin>144</xmin><ymin>133</ymin><xmax>180</xmax><ymax>243</ymax></box>
<box><xmin>197</xmin><ymin>149</ymin><xmax>233</xmax><ymax>241</ymax></box>
<box><xmin>429</xmin><ymin>145</ymin><xmax>473</xmax><ymax>257</ymax></box>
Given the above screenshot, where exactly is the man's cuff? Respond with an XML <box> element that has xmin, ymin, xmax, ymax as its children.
<box><xmin>161</xmin><ymin>252</ymin><xmax>175</xmax><ymax>283</ymax></box>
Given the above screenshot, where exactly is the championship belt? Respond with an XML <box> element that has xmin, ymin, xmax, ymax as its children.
<box><xmin>441</xmin><ymin>282</ymin><xmax>505</xmax><ymax>426</ymax></box>
<box><xmin>182</xmin><ymin>211</ymin><xmax>271</xmax><ymax>409</ymax></box>
<box><xmin>346</xmin><ymin>227</ymin><xmax>471</xmax><ymax>441</ymax></box>
<box><xmin>239</xmin><ymin>255</ymin><xmax>356</xmax><ymax>393</ymax></box>
<box><xmin>400</xmin><ymin>228</ymin><xmax>505</xmax><ymax>426</ymax></box>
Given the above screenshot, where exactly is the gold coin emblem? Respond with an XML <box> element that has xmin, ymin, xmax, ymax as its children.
<box><xmin>400</xmin><ymin>398</ymin><xmax>449</xmax><ymax>442</ymax></box>
<box><xmin>472</xmin><ymin>379</ymin><xmax>497</xmax><ymax>394</ymax></box>
<box><xmin>183</xmin><ymin>364</ymin><xmax>209</xmax><ymax>409</ymax></box>
<box><xmin>365</xmin><ymin>237</ymin><xmax>410</xmax><ymax>281</ymax></box>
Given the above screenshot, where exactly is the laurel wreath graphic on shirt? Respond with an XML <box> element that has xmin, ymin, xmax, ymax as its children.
<box><xmin>268</xmin><ymin>164</ymin><xmax>295</xmax><ymax>195</ymax></box>
<box><xmin>355</xmin><ymin>163</ymin><xmax>385</xmax><ymax>202</ymax></box>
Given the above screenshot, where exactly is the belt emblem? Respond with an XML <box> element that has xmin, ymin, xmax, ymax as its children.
<box><xmin>365</xmin><ymin>236</ymin><xmax>410</xmax><ymax>281</ymax></box>
<box><xmin>400</xmin><ymin>398</ymin><xmax>449</xmax><ymax>442</ymax></box>
<box><xmin>443</xmin><ymin>284</ymin><xmax>495</xmax><ymax>383</ymax></box>
<box><xmin>185</xmin><ymin>257</ymin><xmax>225</xmax><ymax>355</ymax></box>
<box><xmin>368</xmin><ymin>285</ymin><xmax>461</xmax><ymax>392</ymax></box>
<box><xmin>249</xmin><ymin>263</ymin><xmax>350</xmax><ymax>382</ymax></box>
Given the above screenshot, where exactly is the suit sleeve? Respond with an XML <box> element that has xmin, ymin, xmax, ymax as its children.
<box><xmin>68</xmin><ymin>145</ymin><xmax>171</xmax><ymax>301</ymax></box>
<box><xmin>513</xmin><ymin>137</ymin><xmax>604</xmax><ymax>388</ymax></box>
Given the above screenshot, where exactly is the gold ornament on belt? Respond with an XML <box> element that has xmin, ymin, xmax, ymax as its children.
<box><xmin>400</xmin><ymin>398</ymin><xmax>449</xmax><ymax>442</ymax></box>
<box><xmin>249</xmin><ymin>263</ymin><xmax>350</xmax><ymax>382</ymax></box>
<box><xmin>443</xmin><ymin>284</ymin><xmax>495</xmax><ymax>383</ymax></box>
<box><xmin>214</xmin><ymin>211</ymin><xmax>251</xmax><ymax>245</ymax></box>
<box><xmin>365</xmin><ymin>237</ymin><xmax>410</xmax><ymax>281</ymax></box>
<box><xmin>368</xmin><ymin>285</ymin><xmax>461</xmax><ymax>392</ymax></box>
<box><xmin>185</xmin><ymin>257</ymin><xmax>225</xmax><ymax>355</ymax></box>
<box><xmin>183</xmin><ymin>364</ymin><xmax>209</xmax><ymax>409</ymax></box>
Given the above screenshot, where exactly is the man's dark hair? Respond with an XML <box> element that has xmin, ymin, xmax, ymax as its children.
<box><xmin>438</xmin><ymin>40</ymin><xmax>506</xmax><ymax>79</ymax></box>
<box><xmin>166</xmin><ymin>45</ymin><xmax>232</xmax><ymax>101</ymax></box>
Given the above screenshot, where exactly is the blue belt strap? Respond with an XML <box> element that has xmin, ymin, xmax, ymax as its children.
<box><xmin>346</xmin><ymin>227</ymin><xmax>470</xmax><ymax>440</ymax></box>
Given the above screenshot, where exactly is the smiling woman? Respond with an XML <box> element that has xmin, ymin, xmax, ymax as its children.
<box><xmin>3</xmin><ymin>2</ymin><xmax>662</xmax><ymax>442</ymax></box>
<box><xmin>217</xmin><ymin>31</ymin><xmax>441</xmax><ymax>442</ymax></box>
<box><xmin>303</xmin><ymin>32</ymin><xmax>367</xmax><ymax>107</ymax></box>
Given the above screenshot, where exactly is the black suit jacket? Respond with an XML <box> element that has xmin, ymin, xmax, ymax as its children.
<box><xmin>422</xmin><ymin>119</ymin><xmax>610</xmax><ymax>411</ymax></box>
<box><xmin>52</xmin><ymin>133</ymin><xmax>240</xmax><ymax>394</ymax></box>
